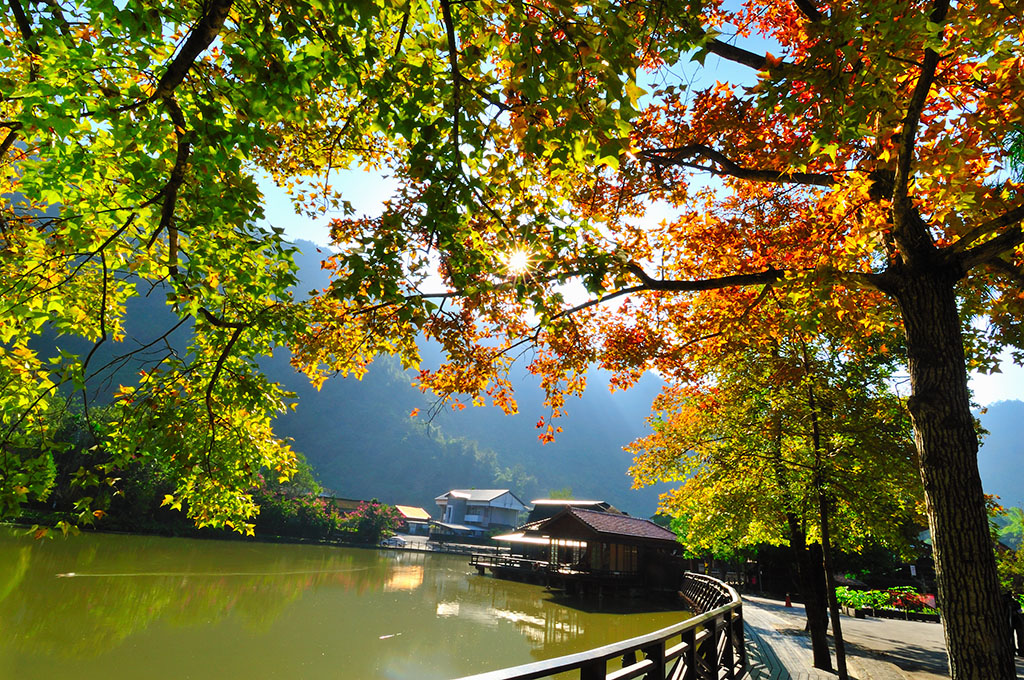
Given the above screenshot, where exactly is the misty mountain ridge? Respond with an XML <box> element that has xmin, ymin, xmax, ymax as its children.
<box><xmin>976</xmin><ymin>399</ymin><xmax>1024</xmax><ymax>511</ymax></box>
<box><xmin>31</xmin><ymin>240</ymin><xmax>670</xmax><ymax>516</ymax></box>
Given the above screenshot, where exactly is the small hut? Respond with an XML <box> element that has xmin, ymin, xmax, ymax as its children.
<box><xmin>543</xmin><ymin>508</ymin><xmax>680</xmax><ymax>584</ymax></box>
<box><xmin>477</xmin><ymin>506</ymin><xmax>683</xmax><ymax>593</ymax></box>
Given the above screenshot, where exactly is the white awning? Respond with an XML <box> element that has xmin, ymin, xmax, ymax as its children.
<box><xmin>492</xmin><ymin>533</ymin><xmax>586</xmax><ymax>548</ymax></box>
<box><xmin>492</xmin><ymin>532</ymin><xmax>551</xmax><ymax>545</ymax></box>
<box><xmin>433</xmin><ymin>521</ymin><xmax>478</xmax><ymax>532</ymax></box>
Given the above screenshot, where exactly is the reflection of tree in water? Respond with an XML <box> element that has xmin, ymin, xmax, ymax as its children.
<box><xmin>0</xmin><ymin>530</ymin><xmax>396</xmax><ymax>656</ymax></box>
<box><xmin>0</xmin><ymin>545</ymin><xmax>31</xmax><ymax>604</ymax></box>
<box><xmin>456</xmin><ymin>573</ymin><xmax>689</xmax><ymax>661</ymax></box>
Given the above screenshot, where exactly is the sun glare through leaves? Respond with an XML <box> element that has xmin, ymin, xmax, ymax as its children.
<box><xmin>503</xmin><ymin>248</ymin><xmax>532</xmax><ymax>276</ymax></box>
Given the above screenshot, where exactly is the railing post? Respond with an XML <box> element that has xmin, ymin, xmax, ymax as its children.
<box><xmin>580</xmin><ymin>658</ymin><xmax>605</xmax><ymax>680</ymax></box>
<box><xmin>720</xmin><ymin>611</ymin><xmax>735</xmax><ymax>680</ymax></box>
<box><xmin>733</xmin><ymin>604</ymin><xmax>747</xmax><ymax>677</ymax></box>
<box><xmin>642</xmin><ymin>640</ymin><xmax>666</xmax><ymax>678</ymax></box>
<box><xmin>682</xmin><ymin>627</ymin><xmax>697</xmax><ymax>680</ymax></box>
<box><xmin>701</xmin><ymin>620</ymin><xmax>717</xmax><ymax>680</ymax></box>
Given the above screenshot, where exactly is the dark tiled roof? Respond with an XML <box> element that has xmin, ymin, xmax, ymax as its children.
<box><xmin>567</xmin><ymin>508</ymin><xmax>678</xmax><ymax>542</ymax></box>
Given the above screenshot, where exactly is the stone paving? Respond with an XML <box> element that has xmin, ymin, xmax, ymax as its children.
<box><xmin>741</xmin><ymin>594</ymin><xmax>1024</xmax><ymax>679</ymax></box>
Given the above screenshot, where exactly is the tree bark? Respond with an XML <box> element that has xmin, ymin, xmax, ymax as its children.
<box><xmin>819</xmin><ymin>491</ymin><xmax>848</xmax><ymax>680</ymax></box>
<box><xmin>894</xmin><ymin>269</ymin><xmax>1016</xmax><ymax>679</ymax></box>
<box><xmin>770</xmin><ymin>400</ymin><xmax>833</xmax><ymax>670</ymax></box>
<box><xmin>788</xmin><ymin>513</ymin><xmax>833</xmax><ymax>670</ymax></box>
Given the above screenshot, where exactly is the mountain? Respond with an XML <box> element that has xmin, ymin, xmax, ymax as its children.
<box><xmin>269</xmin><ymin>248</ymin><xmax>669</xmax><ymax>515</ymax></box>
<box><xmin>31</xmin><ymin>240</ymin><xmax>669</xmax><ymax>516</ymax></box>
<box><xmin>977</xmin><ymin>400</ymin><xmax>1024</xmax><ymax>511</ymax></box>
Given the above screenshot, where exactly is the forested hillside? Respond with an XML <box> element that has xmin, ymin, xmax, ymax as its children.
<box><xmin>262</xmin><ymin>246</ymin><xmax>667</xmax><ymax>514</ymax></box>
<box><xmin>34</xmin><ymin>241</ymin><xmax>666</xmax><ymax>516</ymax></box>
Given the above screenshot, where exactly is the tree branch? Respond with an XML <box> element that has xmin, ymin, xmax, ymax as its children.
<box><xmin>80</xmin><ymin>249</ymin><xmax>110</xmax><ymax>425</ymax></box>
<box><xmin>198</xmin><ymin>307</ymin><xmax>251</xmax><ymax>329</ymax></box>
<box><xmin>791</xmin><ymin>0</ymin><xmax>824</xmax><ymax>22</ymax></box>
<box><xmin>891</xmin><ymin>0</ymin><xmax>949</xmax><ymax>254</ymax></box>
<box><xmin>146</xmin><ymin>97</ymin><xmax>191</xmax><ymax>276</ymax></box>
<box><xmin>949</xmin><ymin>202</ymin><xmax>1024</xmax><ymax>256</ymax></box>
<box><xmin>394</xmin><ymin>0</ymin><xmax>411</xmax><ymax>58</ymax></box>
<box><xmin>439</xmin><ymin>0</ymin><xmax>462</xmax><ymax>166</ymax></box>
<box><xmin>986</xmin><ymin>257</ymin><xmax>1024</xmax><ymax>287</ymax></box>
<box><xmin>640</xmin><ymin>145</ymin><xmax>836</xmax><ymax>187</ymax></box>
<box><xmin>7</xmin><ymin>0</ymin><xmax>33</xmax><ymax>44</ymax></box>
<box><xmin>626</xmin><ymin>262</ymin><xmax>785</xmax><ymax>292</ymax></box>
<box><xmin>704</xmin><ymin>40</ymin><xmax>779</xmax><ymax>71</ymax></box>
<box><xmin>204</xmin><ymin>323</ymin><xmax>244</xmax><ymax>469</ymax></box>
<box><xmin>151</xmin><ymin>0</ymin><xmax>234</xmax><ymax>101</ymax></box>
<box><xmin>0</xmin><ymin>125</ymin><xmax>20</xmax><ymax>159</ymax></box>
<box><xmin>958</xmin><ymin>218</ymin><xmax>1024</xmax><ymax>271</ymax></box>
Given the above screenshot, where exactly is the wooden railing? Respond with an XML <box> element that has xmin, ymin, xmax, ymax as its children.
<box><xmin>452</xmin><ymin>571</ymin><xmax>745</xmax><ymax>680</ymax></box>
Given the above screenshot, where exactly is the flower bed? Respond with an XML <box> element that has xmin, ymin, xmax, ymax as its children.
<box><xmin>835</xmin><ymin>585</ymin><xmax>940</xmax><ymax>623</ymax></box>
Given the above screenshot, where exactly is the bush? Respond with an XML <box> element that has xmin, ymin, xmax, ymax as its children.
<box><xmin>835</xmin><ymin>585</ymin><xmax>938</xmax><ymax>614</ymax></box>
<box><xmin>336</xmin><ymin>500</ymin><xmax>403</xmax><ymax>544</ymax></box>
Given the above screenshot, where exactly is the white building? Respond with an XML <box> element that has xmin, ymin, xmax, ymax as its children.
<box><xmin>434</xmin><ymin>489</ymin><xmax>529</xmax><ymax>532</ymax></box>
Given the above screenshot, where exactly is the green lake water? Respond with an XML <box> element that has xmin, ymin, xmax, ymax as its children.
<box><xmin>0</xmin><ymin>528</ymin><xmax>689</xmax><ymax>680</ymax></box>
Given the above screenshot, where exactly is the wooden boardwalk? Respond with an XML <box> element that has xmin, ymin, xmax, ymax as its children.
<box><xmin>741</xmin><ymin>595</ymin><xmax>944</xmax><ymax>680</ymax></box>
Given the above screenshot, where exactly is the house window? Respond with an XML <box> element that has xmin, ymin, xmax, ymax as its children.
<box><xmin>606</xmin><ymin>544</ymin><xmax>638</xmax><ymax>573</ymax></box>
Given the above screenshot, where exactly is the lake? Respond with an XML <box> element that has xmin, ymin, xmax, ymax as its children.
<box><xmin>0</xmin><ymin>528</ymin><xmax>690</xmax><ymax>679</ymax></box>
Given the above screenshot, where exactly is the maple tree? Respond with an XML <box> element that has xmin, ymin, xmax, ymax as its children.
<box><xmin>2</xmin><ymin>0</ymin><xmax>1023</xmax><ymax>676</ymax></box>
<box><xmin>628</xmin><ymin>330</ymin><xmax>923</xmax><ymax>675</ymax></box>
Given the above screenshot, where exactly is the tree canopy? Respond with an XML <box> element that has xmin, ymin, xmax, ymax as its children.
<box><xmin>2</xmin><ymin>0</ymin><xmax>1023</xmax><ymax>676</ymax></box>
<box><xmin>628</xmin><ymin>336</ymin><xmax>923</xmax><ymax>558</ymax></box>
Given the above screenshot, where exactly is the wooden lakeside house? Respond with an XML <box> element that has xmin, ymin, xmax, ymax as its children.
<box><xmin>476</xmin><ymin>506</ymin><xmax>684</xmax><ymax>594</ymax></box>
<box><xmin>490</xmin><ymin>499</ymin><xmax>625</xmax><ymax>562</ymax></box>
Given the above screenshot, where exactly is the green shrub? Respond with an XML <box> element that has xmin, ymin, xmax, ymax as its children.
<box><xmin>835</xmin><ymin>585</ymin><xmax>937</xmax><ymax>612</ymax></box>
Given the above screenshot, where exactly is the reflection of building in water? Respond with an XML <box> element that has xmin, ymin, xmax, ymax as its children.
<box><xmin>384</xmin><ymin>565</ymin><xmax>424</xmax><ymax>591</ymax></box>
<box><xmin>435</xmin><ymin>577</ymin><xmax>586</xmax><ymax>650</ymax></box>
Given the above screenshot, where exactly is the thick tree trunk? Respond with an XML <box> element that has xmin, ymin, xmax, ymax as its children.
<box><xmin>772</xmin><ymin>401</ymin><xmax>833</xmax><ymax>670</ymax></box>
<box><xmin>819</xmin><ymin>493</ymin><xmax>848</xmax><ymax>680</ymax></box>
<box><xmin>788</xmin><ymin>514</ymin><xmax>833</xmax><ymax>670</ymax></box>
<box><xmin>895</xmin><ymin>271</ymin><xmax>1016</xmax><ymax>679</ymax></box>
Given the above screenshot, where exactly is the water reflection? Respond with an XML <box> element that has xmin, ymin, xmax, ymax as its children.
<box><xmin>0</xmin><ymin>528</ymin><xmax>687</xmax><ymax>680</ymax></box>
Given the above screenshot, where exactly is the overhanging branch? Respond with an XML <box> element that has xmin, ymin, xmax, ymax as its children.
<box><xmin>703</xmin><ymin>39</ymin><xmax>795</xmax><ymax>72</ymax></box>
<box><xmin>626</xmin><ymin>262</ymin><xmax>785</xmax><ymax>291</ymax></box>
<box><xmin>950</xmin><ymin>202</ymin><xmax>1024</xmax><ymax>259</ymax></box>
<box><xmin>640</xmin><ymin>145</ymin><xmax>836</xmax><ymax>187</ymax></box>
<box><xmin>151</xmin><ymin>0</ymin><xmax>234</xmax><ymax>101</ymax></box>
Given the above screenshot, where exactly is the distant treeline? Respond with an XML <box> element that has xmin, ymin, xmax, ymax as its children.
<box><xmin>16</xmin><ymin>409</ymin><xmax>401</xmax><ymax>544</ymax></box>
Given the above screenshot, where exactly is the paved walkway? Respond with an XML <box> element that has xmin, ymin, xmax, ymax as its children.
<box><xmin>742</xmin><ymin>595</ymin><xmax>1024</xmax><ymax>679</ymax></box>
